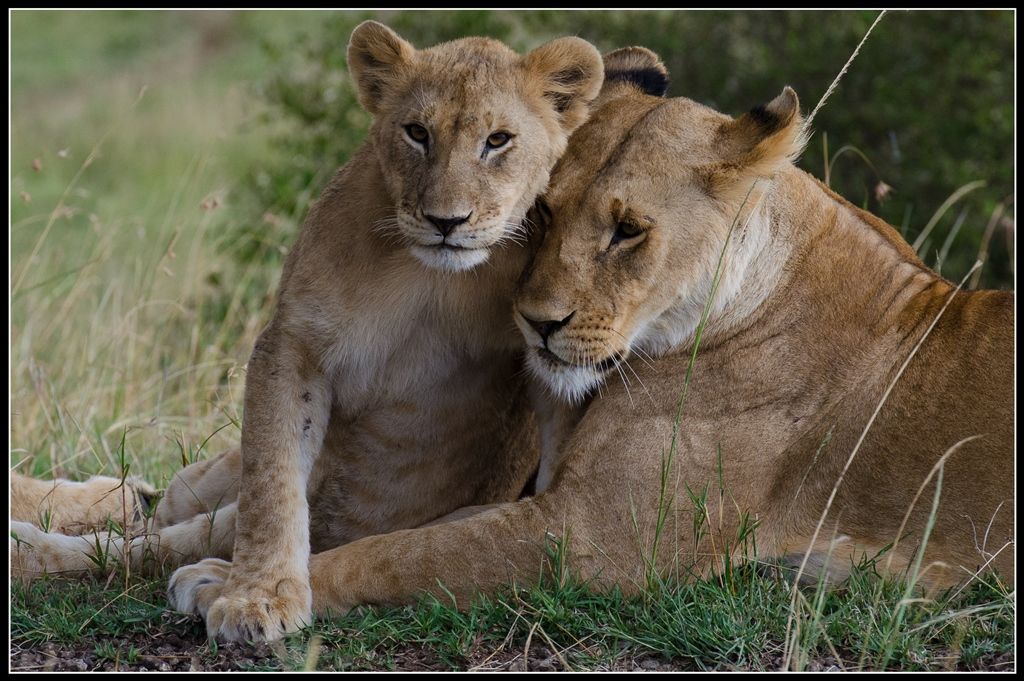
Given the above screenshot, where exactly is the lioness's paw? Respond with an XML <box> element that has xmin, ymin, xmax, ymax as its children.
<box><xmin>205</xmin><ymin>579</ymin><xmax>312</xmax><ymax>643</ymax></box>
<box><xmin>167</xmin><ymin>558</ymin><xmax>231</xmax><ymax>618</ymax></box>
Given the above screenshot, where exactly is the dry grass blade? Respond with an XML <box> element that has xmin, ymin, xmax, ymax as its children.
<box><xmin>881</xmin><ymin>435</ymin><xmax>982</xmax><ymax>576</ymax></box>
<box><xmin>911</xmin><ymin>180</ymin><xmax>986</xmax><ymax>254</ymax></box>
<box><xmin>935</xmin><ymin>207</ymin><xmax>970</xmax><ymax>275</ymax></box>
<box><xmin>12</xmin><ymin>87</ymin><xmax>148</xmax><ymax>298</ymax></box>
<box><xmin>799</xmin><ymin>10</ymin><xmax>886</xmax><ymax>136</ymax></box>
<box><xmin>826</xmin><ymin>143</ymin><xmax>884</xmax><ymax>188</ymax></box>
<box><xmin>968</xmin><ymin>195</ymin><xmax>1014</xmax><ymax>290</ymax></box>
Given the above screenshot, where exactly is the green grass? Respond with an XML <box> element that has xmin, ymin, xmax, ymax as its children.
<box><xmin>10</xmin><ymin>9</ymin><xmax>1015</xmax><ymax>673</ymax></box>
<box><xmin>11</xmin><ymin>563</ymin><xmax>1014</xmax><ymax>671</ymax></box>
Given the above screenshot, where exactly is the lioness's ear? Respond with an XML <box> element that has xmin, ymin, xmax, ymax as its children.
<box><xmin>523</xmin><ymin>37</ymin><xmax>604</xmax><ymax>133</ymax></box>
<box><xmin>725</xmin><ymin>86</ymin><xmax>805</xmax><ymax>176</ymax></box>
<box><xmin>347</xmin><ymin>21</ymin><xmax>416</xmax><ymax>115</ymax></box>
<box><xmin>596</xmin><ymin>46</ymin><xmax>670</xmax><ymax>105</ymax></box>
<box><xmin>708</xmin><ymin>87</ymin><xmax>806</xmax><ymax>205</ymax></box>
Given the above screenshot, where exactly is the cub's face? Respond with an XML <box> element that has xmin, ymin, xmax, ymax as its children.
<box><xmin>515</xmin><ymin>88</ymin><xmax>804</xmax><ymax>402</ymax></box>
<box><xmin>347</xmin><ymin>22</ymin><xmax>603</xmax><ymax>272</ymax></box>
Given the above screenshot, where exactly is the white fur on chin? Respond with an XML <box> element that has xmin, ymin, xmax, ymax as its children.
<box><xmin>524</xmin><ymin>347</ymin><xmax>606</xmax><ymax>405</ymax></box>
<box><xmin>409</xmin><ymin>245</ymin><xmax>491</xmax><ymax>272</ymax></box>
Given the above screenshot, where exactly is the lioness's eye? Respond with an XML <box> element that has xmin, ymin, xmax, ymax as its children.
<box><xmin>405</xmin><ymin>124</ymin><xmax>429</xmax><ymax>146</ymax></box>
<box><xmin>610</xmin><ymin>221</ymin><xmax>644</xmax><ymax>247</ymax></box>
<box><xmin>486</xmin><ymin>131</ymin><xmax>513</xmax><ymax>149</ymax></box>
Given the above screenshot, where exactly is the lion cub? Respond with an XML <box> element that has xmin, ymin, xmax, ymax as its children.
<box><xmin>171</xmin><ymin>22</ymin><xmax>604</xmax><ymax>641</ymax></box>
<box><xmin>10</xmin><ymin>22</ymin><xmax>604</xmax><ymax>641</ymax></box>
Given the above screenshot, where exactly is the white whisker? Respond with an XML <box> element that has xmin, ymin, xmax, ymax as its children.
<box><xmin>618</xmin><ymin>354</ymin><xmax>656</xmax><ymax>407</ymax></box>
<box><xmin>609</xmin><ymin>328</ymin><xmax>657</xmax><ymax>371</ymax></box>
<box><xmin>607</xmin><ymin>350</ymin><xmax>634</xmax><ymax>407</ymax></box>
<box><xmin>582</xmin><ymin>349</ymin><xmax>605</xmax><ymax>400</ymax></box>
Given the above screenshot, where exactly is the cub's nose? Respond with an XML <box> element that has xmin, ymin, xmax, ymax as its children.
<box><xmin>425</xmin><ymin>213</ymin><xmax>472</xmax><ymax>237</ymax></box>
<box><xmin>522</xmin><ymin>311</ymin><xmax>576</xmax><ymax>343</ymax></box>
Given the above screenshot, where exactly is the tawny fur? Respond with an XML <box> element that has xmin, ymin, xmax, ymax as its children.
<box><xmin>176</xmin><ymin>72</ymin><xmax>1011</xmax><ymax>623</ymax></box>
<box><xmin>10</xmin><ymin>22</ymin><xmax>605</xmax><ymax>642</ymax></box>
<box><xmin>10</xmin><ymin>452</ymin><xmax>242</xmax><ymax>581</ymax></box>
<box><xmin>10</xmin><ymin>471</ymin><xmax>156</xmax><ymax>535</ymax></box>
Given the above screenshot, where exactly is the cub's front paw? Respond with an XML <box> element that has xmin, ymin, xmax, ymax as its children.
<box><xmin>167</xmin><ymin>558</ymin><xmax>231</xmax><ymax>618</ymax></box>
<box><xmin>205</xmin><ymin>578</ymin><xmax>312</xmax><ymax>643</ymax></box>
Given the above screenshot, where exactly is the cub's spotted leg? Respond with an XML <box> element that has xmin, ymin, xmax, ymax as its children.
<box><xmin>141</xmin><ymin>502</ymin><xmax>239</xmax><ymax>569</ymax></box>
<box><xmin>10</xmin><ymin>470</ymin><xmax>157</xmax><ymax>581</ymax></box>
<box><xmin>199</xmin><ymin>327</ymin><xmax>331</xmax><ymax>643</ymax></box>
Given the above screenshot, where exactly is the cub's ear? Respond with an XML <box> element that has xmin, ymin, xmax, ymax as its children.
<box><xmin>523</xmin><ymin>37</ymin><xmax>604</xmax><ymax>134</ymax></box>
<box><xmin>347</xmin><ymin>21</ymin><xmax>417</xmax><ymax>115</ymax></box>
<box><xmin>599</xmin><ymin>46</ymin><xmax>670</xmax><ymax>103</ymax></box>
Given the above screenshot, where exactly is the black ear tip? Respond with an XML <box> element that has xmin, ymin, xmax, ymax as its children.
<box><xmin>745</xmin><ymin>86</ymin><xmax>800</xmax><ymax>133</ymax></box>
<box><xmin>747</xmin><ymin>103</ymin><xmax>777</xmax><ymax>128</ymax></box>
<box><xmin>603</xmin><ymin>46</ymin><xmax>670</xmax><ymax>97</ymax></box>
<box><xmin>606</xmin><ymin>67</ymin><xmax>670</xmax><ymax>97</ymax></box>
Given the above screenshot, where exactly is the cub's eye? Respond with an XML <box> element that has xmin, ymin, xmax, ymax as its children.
<box><xmin>405</xmin><ymin>124</ymin><xmax>429</xmax><ymax>146</ymax></box>
<box><xmin>610</xmin><ymin>221</ymin><xmax>644</xmax><ymax>247</ymax></box>
<box><xmin>486</xmin><ymin>131</ymin><xmax>513</xmax><ymax>149</ymax></box>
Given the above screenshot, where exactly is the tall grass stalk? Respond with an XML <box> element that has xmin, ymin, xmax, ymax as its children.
<box><xmin>969</xmin><ymin>195</ymin><xmax>1014</xmax><ymax>290</ymax></box>
<box><xmin>911</xmin><ymin>180</ymin><xmax>986</xmax><ymax>254</ymax></box>
<box><xmin>935</xmin><ymin>207</ymin><xmax>970</xmax><ymax>275</ymax></box>
<box><xmin>800</xmin><ymin>10</ymin><xmax>886</xmax><ymax>134</ymax></box>
<box><xmin>876</xmin><ymin>459</ymin><xmax>947</xmax><ymax>668</ymax></box>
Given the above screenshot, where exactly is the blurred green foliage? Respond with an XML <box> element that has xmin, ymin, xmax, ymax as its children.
<box><xmin>241</xmin><ymin>9</ymin><xmax>1013</xmax><ymax>288</ymax></box>
<box><xmin>10</xmin><ymin>9</ymin><xmax>1014</xmax><ymax>297</ymax></box>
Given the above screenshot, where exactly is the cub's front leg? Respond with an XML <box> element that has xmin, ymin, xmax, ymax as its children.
<box><xmin>199</xmin><ymin>326</ymin><xmax>331</xmax><ymax>642</ymax></box>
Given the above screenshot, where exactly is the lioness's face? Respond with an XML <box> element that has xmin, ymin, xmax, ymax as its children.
<box><xmin>516</xmin><ymin>90</ymin><xmax>803</xmax><ymax>401</ymax></box>
<box><xmin>347</xmin><ymin>23</ymin><xmax>603</xmax><ymax>272</ymax></box>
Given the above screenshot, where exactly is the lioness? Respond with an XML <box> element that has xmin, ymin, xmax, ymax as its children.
<box><xmin>172</xmin><ymin>64</ymin><xmax>1013</xmax><ymax>628</ymax></box>
<box><xmin>10</xmin><ymin>21</ymin><xmax>605</xmax><ymax>640</ymax></box>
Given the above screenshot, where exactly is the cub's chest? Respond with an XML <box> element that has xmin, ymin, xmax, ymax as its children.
<box><xmin>293</xmin><ymin>265</ymin><xmax>521</xmax><ymax>412</ymax></box>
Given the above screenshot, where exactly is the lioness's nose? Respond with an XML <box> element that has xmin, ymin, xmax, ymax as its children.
<box><xmin>425</xmin><ymin>213</ymin><xmax>471</xmax><ymax>237</ymax></box>
<box><xmin>522</xmin><ymin>311</ymin><xmax>576</xmax><ymax>343</ymax></box>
